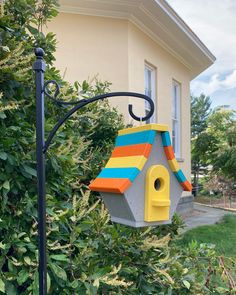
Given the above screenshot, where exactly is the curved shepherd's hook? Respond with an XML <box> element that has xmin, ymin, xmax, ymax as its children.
<box><xmin>43</xmin><ymin>83</ymin><xmax>154</xmax><ymax>153</ymax></box>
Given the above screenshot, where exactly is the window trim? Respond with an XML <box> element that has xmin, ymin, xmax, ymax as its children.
<box><xmin>172</xmin><ymin>79</ymin><xmax>181</xmax><ymax>158</ymax></box>
<box><xmin>144</xmin><ymin>62</ymin><xmax>156</xmax><ymax>123</ymax></box>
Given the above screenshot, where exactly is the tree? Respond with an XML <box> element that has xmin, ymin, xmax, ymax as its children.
<box><xmin>191</xmin><ymin>95</ymin><xmax>236</xmax><ymax>196</ymax></box>
<box><xmin>191</xmin><ymin>94</ymin><xmax>215</xmax><ymax>196</ymax></box>
<box><xmin>213</xmin><ymin>134</ymin><xmax>236</xmax><ymax>181</ymax></box>
<box><xmin>208</xmin><ymin>107</ymin><xmax>236</xmax><ymax>182</ymax></box>
<box><xmin>191</xmin><ymin>93</ymin><xmax>212</xmax><ymax>137</ymax></box>
<box><xmin>207</xmin><ymin>106</ymin><xmax>235</xmax><ymax>148</ymax></box>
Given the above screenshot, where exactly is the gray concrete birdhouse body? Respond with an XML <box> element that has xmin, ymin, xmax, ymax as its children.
<box><xmin>89</xmin><ymin>124</ymin><xmax>192</xmax><ymax>227</ymax></box>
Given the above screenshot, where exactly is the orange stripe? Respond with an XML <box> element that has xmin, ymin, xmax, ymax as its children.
<box><xmin>111</xmin><ymin>143</ymin><xmax>152</xmax><ymax>158</ymax></box>
<box><xmin>89</xmin><ymin>178</ymin><xmax>132</xmax><ymax>194</ymax></box>
<box><xmin>164</xmin><ymin>146</ymin><xmax>175</xmax><ymax>160</ymax></box>
<box><xmin>181</xmin><ymin>180</ymin><xmax>192</xmax><ymax>191</ymax></box>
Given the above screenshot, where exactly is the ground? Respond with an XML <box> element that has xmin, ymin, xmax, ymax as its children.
<box><xmin>181</xmin><ymin>203</ymin><xmax>236</xmax><ymax>230</ymax></box>
<box><xmin>179</xmin><ymin>213</ymin><xmax>236</xmax><ymax>257</ymax></box>
<box><xmin>179</xmin><ymin>203</ymin><xmax>236</xmax><ymax>257</ymax></box>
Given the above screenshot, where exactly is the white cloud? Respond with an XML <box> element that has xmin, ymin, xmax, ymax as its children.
<box><xmin>224</xmin><ymin>70</ymin><xmax>236</xmax><ymax>88</ymax></box>
<box><xmin>191</xmin><ymin>70</ymin><xmax>236</xmax><ymax>96</ymax></box>
<box><xmin>167</xmin><ymin>0</ymin><xmax>236</xmax><ymax>109</ymax></box>
<box><xmin>167</xmin><ymin>0</ymin><xmax>236</xmax><ymax>73</ymax></box>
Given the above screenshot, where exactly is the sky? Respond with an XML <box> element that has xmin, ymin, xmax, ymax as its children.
<box><xmin>167</xmin><ymin>0</ymin><xmax>236</xmax><ymax>110</ymax></box>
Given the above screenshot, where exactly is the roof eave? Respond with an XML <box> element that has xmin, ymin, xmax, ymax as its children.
<box><xmin>157</xmin><ymin>0</ymin><xmax>216</xmax><ymax>62</ymax></box>
<box><xmin>59</xmin><ymin>0</ymin><xmax>216</xmax><ymax>78</ymax></box>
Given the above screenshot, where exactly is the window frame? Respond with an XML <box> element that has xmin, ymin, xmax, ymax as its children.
<box><xmin>172</xmin><ymin>80</ymin><xmax>181</xmax><ymax>158</ymax></box>
<box><xmin>144</xmin><ymin>63</ymin><xmax>156</xmax><ymax>124</ymax></box>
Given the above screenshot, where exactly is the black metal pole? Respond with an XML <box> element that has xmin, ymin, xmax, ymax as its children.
<box><xmin>33</xmin><ymin>48</ymin><xmax>47</xmax><ymax>295</ymax></box>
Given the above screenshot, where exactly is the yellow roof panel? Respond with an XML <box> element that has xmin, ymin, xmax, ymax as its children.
<box><xmin>118</xmin><ymin>124</ymin><xmax>168</xmax><ymax>136</ymax></box>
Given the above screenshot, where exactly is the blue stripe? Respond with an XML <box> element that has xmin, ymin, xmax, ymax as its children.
<box><xmin>97</xmin><ymin>167</ymin><xmax>140</xmax><ymax>182</ymax></box>
<box><xmin>174</xmin><ymin>169</ymin><xmax>187</xmax><ymax>183</ymax></box>
<box><xmin>115</xmin><ymin>130</ymin><xmax>156</xmax><ymax>147</ymax></box>
<box><xmin>161</xmin><ymin>131</ymin><xmax>171</xmax><ymax>147</ymax></box>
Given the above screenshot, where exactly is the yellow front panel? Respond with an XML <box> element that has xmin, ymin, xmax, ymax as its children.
<box><xmin>145</xmin><ymin>165</ymin><xmax>170</xmax><ymax>222</ymax></box>
<box><xmin>106</xmin><ymin>156</ymin><xmax>147</xmax><ymax>170</ymax></box>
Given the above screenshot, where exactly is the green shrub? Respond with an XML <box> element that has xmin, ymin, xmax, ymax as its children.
<box><xmin>2</xmin><ymin>191</ymin><xmax>236</xmax><ymax>294</ymax></box>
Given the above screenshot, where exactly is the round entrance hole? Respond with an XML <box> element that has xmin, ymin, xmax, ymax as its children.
<box><xmin>154</xmin><ymin>178</ymin><xmax>162</xmax><ymax>191</ymax></box>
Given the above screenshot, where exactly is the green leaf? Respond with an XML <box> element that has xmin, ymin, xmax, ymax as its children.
<box><xmin>50</xmin><ymin>263</ymin><xmax>67</xmax><ymax>281</ymax></box>
<box><xmin>0</xmin><ymin>112</ymin><xmax>6</xmax><ymax>119</ymax></box>
<box><xmin>51</xmin><ymin>157</ymin><xmax>60</xmax><ymax>172</ymax></box>
<box><xmin>27</xmin><ymin>25</ymin><xmax>39</xmax><ymax>36</ymax></box>
<box><xmin>2</xmin><ymin>180</ymin><xmax>10</xmax><ymax>190</ymax></box>
<box><xmin>50</xmin><ymin>254</ymin><xmax>69</xmax><ymax>262</ymax></box>
<box><xmin>23</xmin><ymin>165</ymin><xmax>37</xmax><ymax>177</ymax></box>
<box><xmin>17</xmin><ymin>269</ymin><xmax>29</xmax><ymax>285</ymax></box>
<box><xmin>24</xmin><ymin>256</ymin><xmax>31</xmax><ymax>265</ymax></box>
<box><xmin>1</xmin><ymin>46</ymin><xmax>10</xmax><ymax>52</ymax></box>
<box><xmin>215</xmin><ymin>287</ymin><xmax>229</xmax><ymax>294</ymax></box>
<box><xmin>70</xmin><ymin>280</ymin><xmax>79</xmax><ymax>289</ymax></box>
<box><xmin>0</xmin><ymin>152</ymin><xmax>7</xmax><ymax>160</ymax></box>
<box><xmin>5</xmin><ymin>282</ymin><xmax>17</xmax><ymax>295</ymax></box>
<box><xmin>84</xmin><ymin>282</ymin><xmax>98</xmax><ymax>295</ymax></box>
<box><xmin>47</xmin><ymin>273</ymin><xmax>51</xmax><ymax>293</ymax></box>
<box><xmin>183</xmin><ymin>280</ymin><xmax>190</xmax><ymax>289</ymax></box>
<box><xmin>0</xmin><ymin>242</ymin><xmax>6</xmax><ymax>250</ymax></box>
<box><xmin>0</xmin><ymin>278</ymin><xmax>5</xmax><ymax>293</ymax></box>
<box><xmin>18</xmin><ymin>232</ymin><xmax>27</xmax><ymax>238</ymax></box>
<box><xmin>32</xmin><ymin>272</ymin><xmax>39</xmax><ymax>295</ymax></box>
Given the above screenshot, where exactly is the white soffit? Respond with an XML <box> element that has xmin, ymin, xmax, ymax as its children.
<box><xmin>59</xmin><ymin>0</ymin><xmax>216</xmax><ymax>78</ymax></box>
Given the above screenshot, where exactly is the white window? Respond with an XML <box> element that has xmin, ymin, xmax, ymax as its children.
<box><xmin>144</xmin><ymin>64</ymin><xmax>156</xmax><ymax>123</ymax></box>
<box><xmin>172</xmin><ymin>80</ymin><xmax>181</xmax><ymax>158</ymax></box>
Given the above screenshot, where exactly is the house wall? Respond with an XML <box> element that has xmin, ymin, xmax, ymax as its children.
<box><xmin>46</xmin><ymin>13</ymin><xmax>130</xmax><ymax>121</ymax></box>
<box><xmin>127</xmin><ymin>22</ymin><xmax>191</xmax><ymax>194</ymax></box>
<box><xmin>46</xmin><ymin>13</ymin><xmax>191</xmax><ymax>192</ymax></box>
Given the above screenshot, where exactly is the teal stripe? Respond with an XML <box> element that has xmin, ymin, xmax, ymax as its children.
<box><xmin>174</xmin><ymin>169</ymin><xmax>186</xmax><ymax>183</ymax></box>
<box><xmin>161</xmin><ymin>131</ymin><xmax>171</xmax><ymax>147</ymax></box>
<box><xmin>115</xmin><ymin>130</ymin><xmax>156</xmax><ymax>147</ymax></box>
<box><xmin>97</xmin><ymin>167</ymin><xmax>140</xmax><ymax>182</ymax></box>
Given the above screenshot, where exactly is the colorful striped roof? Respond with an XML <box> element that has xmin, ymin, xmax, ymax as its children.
<box><xmin>89</xmin><ymin>124</ymin><xmax>192</xmax><ymax>194</ymax></box>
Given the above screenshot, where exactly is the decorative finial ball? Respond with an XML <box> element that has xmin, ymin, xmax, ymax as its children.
<box><xmin>35</xmin><ymin>47</ymin><xmax>45</xmax><ymax>59</ymax></box>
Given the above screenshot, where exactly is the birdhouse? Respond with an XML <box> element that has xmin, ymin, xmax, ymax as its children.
<box><xmin>89</xmin><ymin>124</ymin><xmax>192</xmax><ymax>227</ymax></box>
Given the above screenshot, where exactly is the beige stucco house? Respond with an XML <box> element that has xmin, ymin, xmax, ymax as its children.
<box><xmin>47</xmin><ymin>0</ymin><xmax>215</xmax><ymax>210</ymax></box>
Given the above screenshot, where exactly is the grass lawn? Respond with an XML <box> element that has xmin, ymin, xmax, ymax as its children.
<box><xmin>177</xmin><ymin>215</ymin><xmax>236</xmax><ymax>257</ymax></box>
